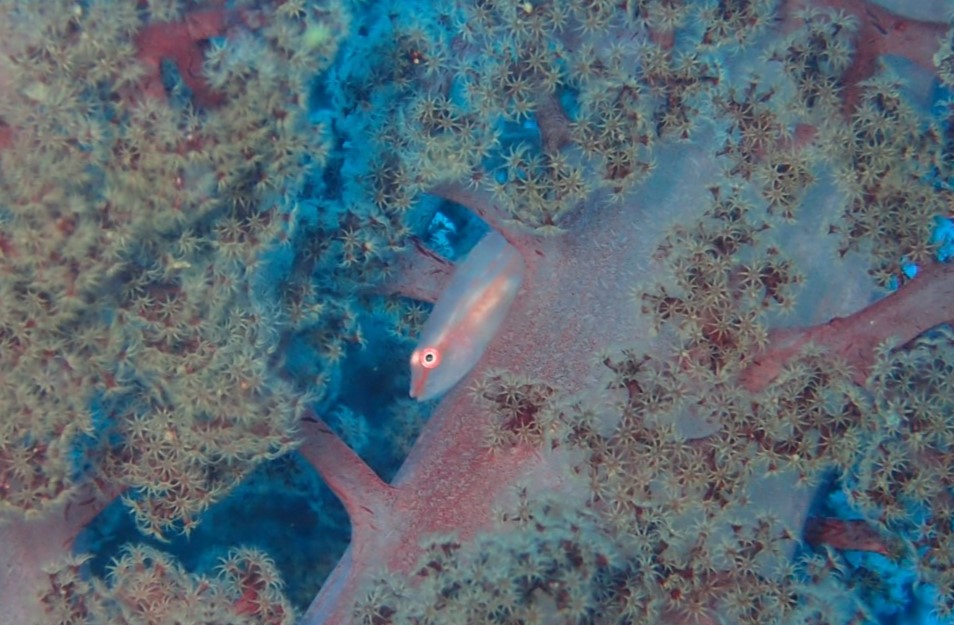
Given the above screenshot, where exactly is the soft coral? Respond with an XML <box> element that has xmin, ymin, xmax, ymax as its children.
<box><xmin>134</xmin><ymin>5</ymin><xmax>259</xmax><ymax>107</ymax></box>
<box><xmin>780</xmin><ymin>0</ymin><xmax>948</xmax><ymax>111</ymax></box>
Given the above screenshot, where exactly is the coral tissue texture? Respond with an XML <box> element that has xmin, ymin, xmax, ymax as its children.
<box><xmin>2</xmin><ymin>1</ymin><xmax>954</xmax><ymax>625</ymax></box>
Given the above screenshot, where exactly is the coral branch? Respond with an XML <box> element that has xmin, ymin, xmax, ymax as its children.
<box><xmin>377</xmin><ymin>239</ymin><xmax>453</xmax><ymax>304</ymax></box>
<box><xmin>742</xmin><ymin>260</ymin><xmax>954</xmax><ymax>391</ymax></box>
<box><xmin>429</xmin><ymin>182</ymin><xmax>540</xmax><ymax>260</ymax></box>
<box><xmin>781</xmin><ymin>0</ymin><xmax>947</xmax><ymax>110</ymax></box>
<box><xmin>534</xmin><ymin>93</ymin><xmax>572</xmax><ymax>153</ymax></box>
<box><xmin>0</xmin><ymin>122</ymin><xmax>11</xmax><ymax>152</ymax></box>
<box><xmin>298</xmin><ymin>413</ymin><xmax>395</xmax><ymax>535</ymax></box>
<box><xmin>804</xmin><ymin>517</ymin><xmax>895</xmax><ymax>556</ymax></box>
<box><xmin>135</xmin><ymin>7</ymin><xmax>256</xmax><ymax>106</ymax></box>
<box><xmin>0</xmin><ymin>482</ymin><xmax>124</xmax><ymax>625</ymax></box>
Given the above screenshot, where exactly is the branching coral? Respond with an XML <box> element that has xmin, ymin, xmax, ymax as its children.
<box><xmin>742</xmin><ymin>260</ymin><xmax>954</xmax><ymax>390</ymax></box>
<box><xmin>4</xmin><ymin>0</ymin><xmax>954</xmax><ymax>624</ymax></box>
<box><xmin>296</xmin><ymin>0</ymin><xmax>954</xmax><ymax>623</ymax></box>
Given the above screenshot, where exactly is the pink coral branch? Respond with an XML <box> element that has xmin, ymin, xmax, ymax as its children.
<box><xmin>1</xmin><ymin>482</ymin><xmax>125</xmax><ymax>625</ymax></box>
<box><xmin>780</xmin><ymin>0</ymin><xmax>948</xmax><ymax>111</ymax></box>
<box><xmin>0</xmin><ymin>122</ymin><xmax>11</xmax><ymax>152</ymax></box>
<box><xmin>741</xmin><ymin>260</ymin><xmax>954</xmax><ymax>391</ymax></box>
<box><xmin>804</xmin><ymin>517</ymin><xmax>894</xmax><ymax>556</ymax></box>
<box><xmin>302</xmin><ymin>387</ymin><xmax>554</xmax><ymax>624</ymax></box>
<box><xmin>535</xmin><ymin>93</ymin><xmax>572</xmax><ymax>153</ymax></box>
<box><xmin>298</xmin><ymin>413</ymin><xmax>396</xmax><ymax>536</ymax></box>
<box><xmin>134</xmin><ymin>6</ymin><xmax>260</xmax><ymax>107</ymax></box>
<box><xmin>429</xmin><ymin>182</ymin><xmax>542</xmax><ymax>262</ymax></box>
<box><xmin>376</xmin><ymin>239</ymin><xmax>453</xmax><ymax>304</ymax></box>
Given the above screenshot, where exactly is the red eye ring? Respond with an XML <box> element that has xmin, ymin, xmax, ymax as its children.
<box><xmin>420</xmin><ymin>347</ymin><xmax>441</xmax><ymax>369</ymax></box>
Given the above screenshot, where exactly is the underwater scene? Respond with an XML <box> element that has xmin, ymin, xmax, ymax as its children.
<box><xmin>2</xmin><ymin>0</ymin><xmax>954</xmax><ymax>623</ymax></box>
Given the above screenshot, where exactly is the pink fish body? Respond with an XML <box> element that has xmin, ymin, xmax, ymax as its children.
<box><xmin>409</xmin><ymin>231</ymin><xmax>525</xmax><ymax>400</ymax></box>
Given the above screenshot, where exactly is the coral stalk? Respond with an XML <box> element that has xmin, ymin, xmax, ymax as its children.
<box><xmin>298</xmin><ymin>414</ymin><xmax>395</xmax><ymax>537</ymax></box>
<box><xmin>781</xmin><ymin>0</ymin><xmax>948</xmax><ymax>110</ymax></box>
<box><xmin>0</xmin><ymin>483</ymin><xmax>122</xmax><ymax>625</ymax></box>
<box><xmin>742</xmin><ymin>260</ymin><xmax>954</xmax><ymax>391</ymax></box>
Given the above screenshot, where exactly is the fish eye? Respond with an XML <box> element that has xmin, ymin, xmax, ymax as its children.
<box><xmin>421</xmin><ymin>348</ymin><xmax>441</xmax><ymax>369</ymax></box>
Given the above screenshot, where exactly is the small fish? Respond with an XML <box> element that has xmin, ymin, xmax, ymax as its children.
<box><xmin>410</xmin><ymin>231</ymin><xmax>525</xmax><ymax>400</ymax></box>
